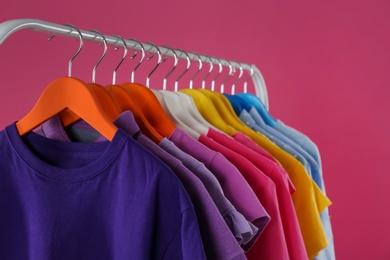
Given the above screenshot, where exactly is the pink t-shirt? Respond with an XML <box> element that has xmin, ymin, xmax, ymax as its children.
<box><xmin>208</xmin><ymin>128</ymin><xmax>308</xmax><ymax>260</ymax></box>
<box><xmin>198</xmin><ymin>134</ymin><xmax>289</xmax><ymax>260</ymax></box>
<box><xmin>232</xmin><ymin>131</ymin><xmax>296</xmax><ymax>194</ymax></box>
<box><xmin>231</xmin><ymin>132</ymin><xmax>276</xmax><ymax>162</ymax></box>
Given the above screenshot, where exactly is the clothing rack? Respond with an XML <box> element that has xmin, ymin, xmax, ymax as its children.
<box><xmin>0</xmin><ymin>18</ymin><xmax>269</xmax><ymax>109</ymax></box>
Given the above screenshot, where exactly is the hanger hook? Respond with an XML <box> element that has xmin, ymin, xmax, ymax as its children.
<box><xmin>243</xmin><ymin>64</ymin><xmax>254</xmax><ymax>93</ymax></box>
<box><xmin>174</xmin><ymin>49</ymin><xmax>191</xmax><ymax>92</ymax></box>
<box><xmin>127</xmin><ymin>39</ymin><xmax>145</xmax><ymax>83</ymax></box>
<box><xmin>221</xmin><ymin>59</ymin><xmax>234</xmax><ymax>94</ymax></box>
<box><xmin>202</xmin><ymin>56</ymin><xmax>214</xmax><ymax>89</ymax></box>
<box><xmin>48</xmin><ymin>24</ymin><xmax>83</xmax><ymax>77</ymax></box>
<box><xmin>231</xmin><ymin>62</ymin><xmax>244</xmax><ymax>94</ymax></box>
<box><xmin>189</xmin><ymin>52</ymin><xmax>203</xmax><ymax>89</ymax></box>
<box><xmin>88</xmin><ymin>30</ymin><xmax>107</xmax><ymax>83</ymax></box>
<box><xmin>144</xmin><ymin>42</ymin><xmax>162</xmax><ymax>88</ymax></box>
<box><xmin>211</xmin><ymin>57</ymin><xmax>223</xmax><ymax>92</ymax></box>
<box><xmin>161</xmin><ymin>46</ymin><xmax>178</xmax><ymax>91</ymax></box>
<box><xmin>111</xmin><ymin>35</ymin><xmax>128</xmax><ymax>85</ymax></box>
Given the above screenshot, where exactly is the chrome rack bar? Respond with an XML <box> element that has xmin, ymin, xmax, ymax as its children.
<box><xmin>0</xmin><ymin>18</ymin><xmax>268</xmax><ymax>109</ymax></box>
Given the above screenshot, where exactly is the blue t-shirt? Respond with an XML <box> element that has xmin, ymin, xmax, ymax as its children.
<box><xmin>0</xmin><ymin>123</ymin><xmax>206</xmax><ymax>260</ymax></box>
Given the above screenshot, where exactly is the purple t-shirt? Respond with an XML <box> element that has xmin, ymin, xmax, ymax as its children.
<box><xmin>160</xmin><ymin>138</ymin><xmax>258</xmax><ymax>245</ymax></box>
<box><xmin>169</xmin><ymin>128</ymin><xmax>270</xmax><ymax>250</ymax></box>
<box><xmin>36</xmin><ymin>113</ymin><xmax>246</xmax><ymax>260</ymax></box>
<box><xmin>0</xmin><ymin>123</ymin><xmax>206</xmax><ymax>259</ymax></box>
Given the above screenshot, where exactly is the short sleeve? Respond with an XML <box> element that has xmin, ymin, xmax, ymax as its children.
<box><xmin>162</xmin><ymin>208</ymin><xmax>206</xmax><ymax>260</ymax></box>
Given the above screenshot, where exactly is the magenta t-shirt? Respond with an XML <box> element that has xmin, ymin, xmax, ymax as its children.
<box><xmin>199</xmin><ymin>134</ymin><xmax>289</xmax><ymax>260</ymax></box>
<box><xmin>208</xmin><ymin>128</ymin><xmax>308</xmax><ymax>260</ymax></box>
<box><xmin>169</xmin><ymin>128</ymin><xmax>270</xmax><ymax>250</ymax></box>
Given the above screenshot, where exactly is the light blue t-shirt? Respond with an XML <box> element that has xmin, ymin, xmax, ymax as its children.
<box><xmin>274</xmin><ymin>120</ymin><xmax>322</xmax><ymax>168</ymax></box>
<box><xmin>272</xmin><ymin>118</ymin><xmax>335</xmax><ymax>260</ymax></box>
<box><xmin>249</xmin><ymin>107</ymin><xmax>324</xmax><ymax>183</ymax></box>
<box><xmin>239</xmin><ymin>110</ymin><xmax>313</xmax><ymax>177</ymax></box>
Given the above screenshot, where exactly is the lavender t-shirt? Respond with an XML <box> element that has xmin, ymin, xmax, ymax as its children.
<box><xmin>159</xmin><ymin>138</ymin><xmax>258</xmax><ymax>245</ymax></box>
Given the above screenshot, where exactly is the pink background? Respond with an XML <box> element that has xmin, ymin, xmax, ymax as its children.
<box><xmin>1</xmin><ymin>1</ymin><xmax>389</xmax><ymax>259</ymax></box>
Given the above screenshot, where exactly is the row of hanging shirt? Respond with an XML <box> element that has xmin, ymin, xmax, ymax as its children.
<box><xmin>0</xmin><ymin>20</ymin><xmax>334</xmax><ymax>260</ymax></box>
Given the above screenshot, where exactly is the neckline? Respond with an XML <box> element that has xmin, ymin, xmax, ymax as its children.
<box><xmin>6</xmin><ymin>123</ymin><xmax>127</xmax><ymax>182</ymax></box>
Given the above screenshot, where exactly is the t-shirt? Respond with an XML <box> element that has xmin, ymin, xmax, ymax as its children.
<box><xmin>241</xmin><ymin>109</ymin><xmax>328</xmax><ymax>213</ymax></box>
<box><xmin>113</xmin><ymin>112</ymin><xmax>247</xmax><ymax>260</ymax></box>
<box><xmin>248</xmin><ymin>108</ymin><xmax>335</xmax><ymax>258</ymax></box>
<box><xmin>199</xmin><ymin>134</ymin><xmax>289</xmax><ymax>260</ymax></box>
<box><xmin>207</xmin><ymin>128</ymin><xmax>308</xmax><ymax>260</ymax></box>
<box><xmin>229</xmin><ymin>127</ymin><xmax>331</xmax><ymax>258</ymax></box>
<box><xmin>231</xmin><ymin>131</ymin><xmax>276</xmax><ymax>163</ymax></box>
<box><xmin>0</xmin><ymin>123</ymin><xmax>206</xmax><ymax>260</ymax></box>
<box><xmin>231</xmin><ymin>131</ymin><xmax>296</xmax><ymax>195</ymax></box>
<box><xmin>271</xmin><ymin>118</ymin><xmax>325</xmax><ymax>192</ymax></box>
<box><xmin>248</xmin><ymin>107</ymin><xmax>327</xmax><ymax>180</ymax></box>
<box><xmin>273</xmin><ymin>120</ymin><xmax>335</xmax><ymax>260</ymax></box>
<box><xmin>169</xmin><ymin>128</ymin><xmax>270</xmax><ymax>250</ymax></box>
<box><xmin>37</xmin><ymin>113</ymin><xmax>247</xmax><ymax>260</ymax></box>
<box><xmin>240</xmin><ymin>110</ymin><xmax>312</xmax><ymax>176</ymax></box>
<box><xmin>159</xmin><ymin>138</ymin><xmax>258</xmax><ymax>245</ymax></box>
<box><xmin>274</xmin><ymin>120</ymin><xmax>322</xmax><ymax>167</ymax></box>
